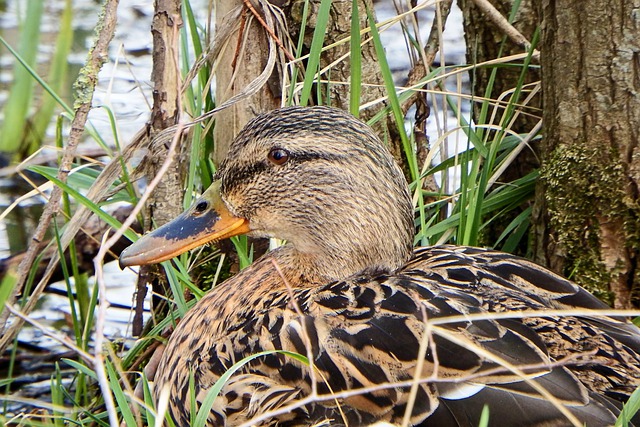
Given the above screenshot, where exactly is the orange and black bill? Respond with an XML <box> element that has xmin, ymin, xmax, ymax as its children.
<box><xmin>119</xmin><ymin>181</ymin><xmax>250</xmax><ymax>267</ymax></box>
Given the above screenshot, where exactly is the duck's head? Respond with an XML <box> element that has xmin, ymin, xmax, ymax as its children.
<box><xmin>120</xmin><ymin>106</ymin><xmax>414</xmax><ymax>282</ymax></box>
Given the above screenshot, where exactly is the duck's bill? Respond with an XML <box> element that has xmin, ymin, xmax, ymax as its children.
<box><xmin>119</xmin><ymin>181</ymin><xmax>250</xmax><ymax>267</ymax></box>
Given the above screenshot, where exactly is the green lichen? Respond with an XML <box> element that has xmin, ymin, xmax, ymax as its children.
<box><xmin>72</xmin><ymin>2</ymin><xmax>110</xmax><ymax>110</ymax></box>
<box><xmin>541</xmin><ymin>142</ymin><xmax>634</xmax><ymax>304</ymax></box>
<box><xmin>73</xmin><ymin>61</ymin><xmax>97</xmax><ymax>110</ymax></box>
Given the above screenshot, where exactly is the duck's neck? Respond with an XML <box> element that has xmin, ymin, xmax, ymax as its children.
<box><xmin>275</xmin><ymin>225</ymin><xmax>414</xmax><ymax>284</ymax></box>
<box><xmin>275</xmin><ymin>183</ymin><xmax>415</xmax><ymax>283</ymax></box>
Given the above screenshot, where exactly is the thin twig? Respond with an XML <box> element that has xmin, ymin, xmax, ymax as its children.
<box><xmin>401</xmin><ymin>303</ymin><xmax>430</xmax><ymax>427</ymax></box>
<box><xmin>0</xmin><ymin>0</ymin><xmax>120</xmax><ymax>352</ymax></box>
<box><xmin>470</xmin><ymin>0</ymin><xmax>539</xmax><ymax>53</ymax></box>
<box><xmin>241</xmin><ymin>0</ymin><xmax>296</xmax><ymax>62</ymax></box>
<box><xmin>422</xmin><ymin>307</ymin><xmax>640</xmax><ymax>327</ymax></box>
<box><xmin>3</xmin><ymin>304</ymin><xmax>93</xmax><ymax>363</ymax></box>
<box><xmin>423</xmin><ymin>0</ymin><xmax>453</xmax><ymax>67</ymax></box>
<box><xmin>231</xmin><ymin>7</ymin><xmax>249</xmax><ymax>70</ymax></box>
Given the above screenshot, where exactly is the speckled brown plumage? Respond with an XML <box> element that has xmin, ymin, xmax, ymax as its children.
<box><xmin>121</xmin><ymin>106</ymin><xmax>640</xmax><ymax>427</ymax></box>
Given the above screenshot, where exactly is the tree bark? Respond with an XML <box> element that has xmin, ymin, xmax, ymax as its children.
<box><xmin>137</xmin><ymin>0</ymin><xmax>187</xmax><ymax>332</ymax></box>
<box><xmin>147</xmin><ymin>0</ymin><xmax>185</xmax><ymax>224</ymax></box>
<box><xmin>534</xmin><ymin>0</ymin><xmax>640</xmax><ymax>308</ymax></box>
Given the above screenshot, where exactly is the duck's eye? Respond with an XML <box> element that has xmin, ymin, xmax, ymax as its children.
<box><xmin>194</xmin><ymin>200</ymin><xmax>208</xmax><ymax>214</ymax></box>
<box><xmin>267</xmin><ymin>148</ymin><xmax>290</xmax><ymax>165</ymax></box>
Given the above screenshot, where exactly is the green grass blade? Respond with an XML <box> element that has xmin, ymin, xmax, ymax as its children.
<box><xmin>62</xmin><ymin>359</ymin><xmax>98</xmax><ymax>380</ymax></box>
<box><xmin>299</xmin><ymin>0</ymin><xmax>332</xmax><ymax>106</ymax></box>
<box><xmin>181</xmin><ymin>0</ymin><xmax>207</xmax><ymax>116</ymax></box>
<box><xmin>0</xmin><ymin>36</ymin><xmax>107</xmax><ymax>147</ymax></box>
<box><xmin>616</xmin><ymin>385</ymin><xmax>640</xmax><ymax>426</ymax></box>
<box><xmin>230</xmin><ymin>235</ymin><xmax>252</xmax><ymax>270</ymax></box>
<box><xmin>26</xmin><ymin>0</ymin><xmax>73</xmax><ymax>155</ymax></box>
<box><xmin>0</xmin><ymin>0</ymin><xmax>44</xmax><ymax>154</ymax></box>
<box><xmin>27</xmin><ymin>165</ymin><xmax>138</xmax><ymax>242</ymax></box>
<box><xmin>189</xmin><ymin>370</ymin><xmax>197</xmax><ymax>425</ymax></box>
<box><xmin>0</xmin><ymin>270</ymin><xmax>17</xmax><ymax>320</ymax></box>
<box><xmin>141</xmin><ymin>372</ymin><xmax>156</xmax><ymax>427</ymax></box>
<box><xmin>348</xmin><ymin>0</ymin><xmax>361</xmax><ymax>117</ymax></box>
<box><xmin>194</xmin><ymin>350</ymin><xmax>308</xmax><ymax>426</ymax></box>
<box><xmin>51</xmin><ymin>363</ymin><xmax>67</xmax><ymax>427</ymax></box>
<box><xmin>494</xmin><ymin>206</ymin><xmax>532</xmax><ymax>252</ymax></box>
<box><xmin>164</xmin><ymin>263</ymin><xmax>190</xmax><ymax>316</ymax></box>
<box><xmin>478</xmin><ymin>405</ymin><xmax>490</xmax><ymax>427</ymax></box>
<box><xmin>287</xmin><ymin>0</ymin><xmax>312</xmax><ymax>104</ymax></box>
<box><xmin>366</xmin><ymin>6</ymin><xmax>418</xmax><ymax>183</ymax></box>
<box><xmin>106</xmin><ymin>359</ymin><xmax>136</xmax><ymax>426</ymax></box>
<box><xmin>51</xmin><ymin>220</ymin><xmax>82</xmax><ymax>346</ymax></box>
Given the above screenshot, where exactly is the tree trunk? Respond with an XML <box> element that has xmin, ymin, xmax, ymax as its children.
<box><xmin>534</xmin><ymin>0</ymin><xmax>640</xmax><ymax>308</ymax></box>
<box><xmin>137</xmin><ymin>0</ymin><xmax>187</xmax><ymax>333</ymax></box>
<box><xmin>147</xmin><ymin>0</ymin><xmax>185</xmax><ymax>224</ymax></box>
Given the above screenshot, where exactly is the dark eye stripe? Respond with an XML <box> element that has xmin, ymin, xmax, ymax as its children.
<box><xmin>221</xmin><ymin>152</ymin><xmax>346</xmax><ymax>193</ymax></box>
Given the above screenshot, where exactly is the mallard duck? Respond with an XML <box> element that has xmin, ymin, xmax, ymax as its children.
<box><xmin>120</xmin><ymin>106</ymin><xmax>640</xmax><ymax>427</ymax></box>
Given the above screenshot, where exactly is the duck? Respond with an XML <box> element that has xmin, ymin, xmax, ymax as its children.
<box><xmin>120</xmin><ymin>106</ymin><xmax>640</xmax><ymax>427</ymax></box>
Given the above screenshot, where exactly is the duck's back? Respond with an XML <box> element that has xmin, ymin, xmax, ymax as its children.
<box><xmin>405</xmin><ymin>246</ymin><xmax>640</xmax><ymax>425</ymax></box>
<box><xmin>154</xmin><ymin>245</ymin><xmax>640</xmax><ymax>427</ymax></box>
